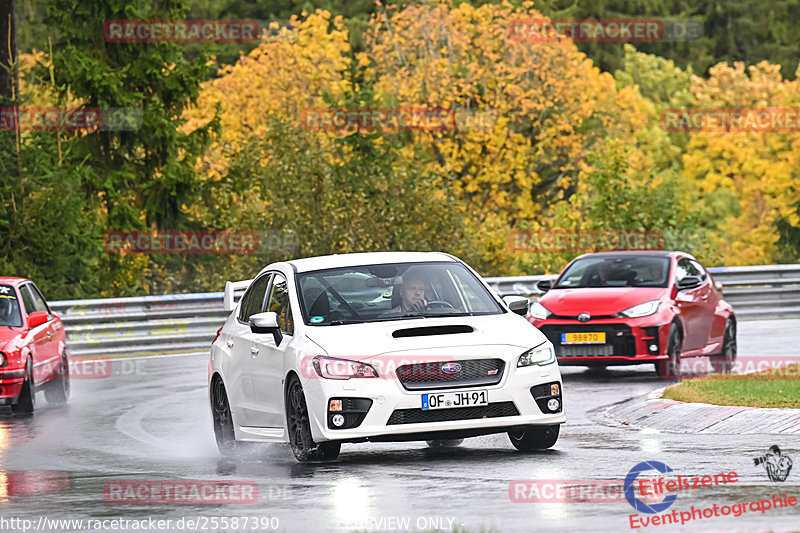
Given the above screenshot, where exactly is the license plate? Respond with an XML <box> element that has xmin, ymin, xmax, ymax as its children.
<box><xmin>421</xmin><ymin>390</ymin><xmax>488</xmax><ymax>410</ymax></box>
<box><xmin>561</xmin><ymin>332</ymin><xmax>606</xmax><ymax>344</ymax></box>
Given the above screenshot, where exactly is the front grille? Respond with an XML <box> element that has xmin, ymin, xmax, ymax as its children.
<box><xmin>558</xmin><ymin>345</ymin><xmax>614</xmax><ymax>356</ymax></box>
<box><xmin>395</xmin><ymin>358</ymin><xmax>505</xmax><ymax>390</ymax></box>
<box><xmin>386</xmin><ymin>402</ymin><xmax>519</xmax><ymax>425</ymax></box>
<box><xmin>538</xmin><ymin>324</ymin><xmax>636</xmax><ymax>357</ymax></box>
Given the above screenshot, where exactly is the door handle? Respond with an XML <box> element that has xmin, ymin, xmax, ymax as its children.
<box><xmin>47</xmin><ymin>332</ymin><xmax>52</xmax><ymax>339</ymax></box>
<box><xmin>226</xmin><ymin>339</ymin><xmax>234</xmax><ymax>348</ymax></box>
<box><xmin>250</xmin><ymin>346</ymin><xmax>259</xmax><ymax>357</ymax></box>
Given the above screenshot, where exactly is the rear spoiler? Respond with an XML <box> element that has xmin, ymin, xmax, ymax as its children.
<box><xmin>224</xmin><ymin>279</ymin><xmax>253</xmax><ymax>311</ymax></box>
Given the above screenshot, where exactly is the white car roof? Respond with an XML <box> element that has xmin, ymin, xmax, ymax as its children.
<box><xmin>288</xmin><ymin>251</ymin><xmax>457</xmax><ymax>273</ymax></box>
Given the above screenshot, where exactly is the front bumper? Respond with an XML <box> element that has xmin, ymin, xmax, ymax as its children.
<box><xmin>0</xmin><ymin>367</ymin><xmax>26</xmax><ymax>400</ymax></box>
<box><xmin>301</xmin><ymin>360</ymin><xmax>566</xmax><ymax>443</ymax></box>
<box><xmin>530</xmin><ymin>317</ymin><xmax>670</xmax><ymax>365</ymax></box>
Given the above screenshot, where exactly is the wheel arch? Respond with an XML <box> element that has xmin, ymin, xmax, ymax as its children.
<box><xmin>209</xmin><ymin>371</ymin><xmax>224</xmax><ymax>401</ymax></box>
<box><xmin>284</xmin><ymin>370</ymin><xmax>301</xmax><ymax>403</ymax></box>
<box><xmin>670</xmin><ymin>316</ymin><xmax>684</xmax><ymax>340</ymax></box>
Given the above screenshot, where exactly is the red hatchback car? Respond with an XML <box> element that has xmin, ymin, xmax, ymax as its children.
<box><xmin>528</xmin><ymin>252</ymin><xmax>737</xmax><ymax>378</ymax></box>
<box><xmin>0</xmin><ymin>278</ymin><xmax>70</xmax><ymax>413</ymax></box>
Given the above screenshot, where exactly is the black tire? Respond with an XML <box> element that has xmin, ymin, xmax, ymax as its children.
<box><xmin>285</xmin><ymin>377</ymin><xmax>340</xmax><ymax>462</ymax></box>
<box><xmin>11</xmin><ymin>358</ymin><xmax>36</xmax><ymax>416</ymax></box>
<box><xmin>44</xmin><ymin>353</ymin><xmax>70</xmax><ymax>404</ymax></box>
<box><xmin>426</xmin><ymin>439</ymin><xmax>464</xmax><ymax>448</ymax></box>
<box><xmin>711</xmin><ymin>319</ymin><xmax>737</xmax><ymax>373</ymax></box>
<box><xmin>508</xmin><ymin>425</ymin><xmax>560</xmax><ymax>451</ymax></box>
<box><xmin>656</xmin><ymin>324</ymin><xmax>682</xmax><ymax>379</ymax></box>
<box><xmin>211</xmin><ymin>377</ymin><xmax>239</xmax><ymax>454</ymax></box>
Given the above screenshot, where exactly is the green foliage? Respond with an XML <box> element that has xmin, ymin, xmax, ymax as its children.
<box><xmin>1</xmin><ymin>0</ymin><xmax>217</xmax><ymax>298</ymax></box>
<box><xmin>186</xmin><ymin>116</ymin><xmax>467</xmax><ymax>293</ymax></box>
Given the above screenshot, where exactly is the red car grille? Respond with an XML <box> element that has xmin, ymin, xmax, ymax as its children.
<box><xmin>538</xmin><ymin>324</ymin><xmax>637</xmax><ymax>357</ymax></box>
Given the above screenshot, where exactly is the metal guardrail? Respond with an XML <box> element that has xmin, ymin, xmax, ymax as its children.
<box><xmin>50</xmin><ymin>264</ymin><xmax>800</xmax><ymax>356</ymax></box>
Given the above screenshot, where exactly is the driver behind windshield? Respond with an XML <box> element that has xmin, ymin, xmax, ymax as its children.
<box><xmin>588</xmin><ymin>261</ymin><xmax>612</xmax><ymax>287</ymax></box>
<box><xmin>643</xmin><ymin>261</ymin><xmax>664</xmax><ymax>283</ymax></box>
<box><xmin>0</xmin><ymin>294</ymin><xmax>23</xmax><ymax>327</ymax></box>
<box><xmin>392</xmin><ymin>271</ymin><xmax>428</xmax><ymax>313</ymax></box>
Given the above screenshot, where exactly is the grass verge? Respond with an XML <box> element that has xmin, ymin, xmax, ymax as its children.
<box><xmin>662</xmin><ymin>363</ymin><xmax>800</xmax><ymax>408</ymax></box>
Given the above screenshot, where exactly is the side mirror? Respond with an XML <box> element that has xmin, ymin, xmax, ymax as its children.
<box><xmin>28</xmin><ymin>311</ymin><xmax>48</xmax><ymax>329</ymax></box>
<box><xmin>677</xmin><ymin>276</ymin><xmax>702</xmax><ymax>290</ymax></box>
<box><xmin>536</xmin><ymin>279</ymin><xmax>552</xmax><ymax>293</ymax></box>
<box><xmin>250</xmin><ymin>312</ymin><xmax>283</xmax><ymax>345</ymax></box>
<box><xmin>503</xmin><ymin>296</ymin><xmax>529</xmax><ymax>316</ymax></box>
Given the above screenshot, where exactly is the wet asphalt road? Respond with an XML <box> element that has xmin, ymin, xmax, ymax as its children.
<box><xmin>0</xmin><ymin>320</ymin><xmax>798</xmax><ymax>533</ymax></box>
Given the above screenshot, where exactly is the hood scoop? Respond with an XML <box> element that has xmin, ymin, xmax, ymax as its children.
<box><xmin>392</xmin><ymin>325</ymin><xmax>474</xmax><ymax>338</ymax></box>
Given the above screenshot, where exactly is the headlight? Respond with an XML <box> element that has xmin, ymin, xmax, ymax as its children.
<box><xmin>0</xmin><ymin>352</ymin><xmax>5</xmax><ymax>367</ymax></box>
<box><xmin>518</xmin><ymin>342</ymin><xmax>556</xmax><ymax>367</ymax></box>
<box><xmin>619</xmin><ymin>300</ymin><xmax>661</xmax><ymax>318</ymax></box>
<box><xmin>529</xmin><ymin>301</ymin><xmax>552</xmax><ymax>320</ymax></box>
<box><xmin>312</xmin><ymin>356</ymin><xmax>378</xmax><ymax>380</ymax></box>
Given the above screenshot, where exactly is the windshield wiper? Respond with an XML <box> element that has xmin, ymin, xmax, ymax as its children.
<box><xmin>326</xmin><ymin>319</ymin><xmax>367</xmax><ymax>325</ymax></box>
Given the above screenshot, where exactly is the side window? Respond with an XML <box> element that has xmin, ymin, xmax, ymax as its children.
<box><xmin>689</xmin><ymin>260</ymin><xmax>708</xmax><ymax>282</ymax></box>
<box><xmin>265</xmin><ymin>274</ymin><xmax>294</xmax><ymax>335</ymax></box>
<box><xmin>675</xmin><ymin>258</ymin><xmax>691</xmax><ymax>283</ymax></box>
<box><xmin>27</xmin><ymin>284</ymin><xmax>53</xmax><ymax>319</ymax></box>
<box><xmin>19</xmin><ymin>285</ymin><xmax>36</xmax><ymax>316</ymax></box>
<box><xmin>238</xmin><ymin>274</ymin><xmax>271</xmax><ymax>322</ymax></box>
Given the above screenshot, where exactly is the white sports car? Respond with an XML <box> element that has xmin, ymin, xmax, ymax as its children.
<box><xmin>209</xmin><ymin>252</ymin><xmax>565</xmax><ymax>462</ymax></box>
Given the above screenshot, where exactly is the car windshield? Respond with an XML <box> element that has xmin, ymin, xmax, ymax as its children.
<box><xmin>297</xmin><ymin>262</ymin><xmax>504</xmax><ymax>325</ymax></box>
<box><xmin>553</xmin><ymin>256</ymin><xmax>671</xmax><ymax>289</ymax></box>
<box><xmin>0</xmin><ymin>284</ymin><xmax>23</xmax><ymax>327</ymax></box>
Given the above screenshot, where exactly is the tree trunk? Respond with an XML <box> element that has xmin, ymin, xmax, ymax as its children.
<box><xmin>0</xmin><ymin>0</ymin><xmax>18</xmax><ymax>104</ymax></box>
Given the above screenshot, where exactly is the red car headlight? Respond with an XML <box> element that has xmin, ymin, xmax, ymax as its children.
<box><xmin>618</xmin><ymin>300</ymin><xmax>661</xmax><ymax>318</ymax></box>
<box><xmin>529</xmin><ymin>301</ymin><xmax>552</xmax><ymax>320</ymax></box>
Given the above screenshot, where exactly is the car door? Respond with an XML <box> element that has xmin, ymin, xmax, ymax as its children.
<box><xmin>673</xmin><ymin>258</ymin><xmax>705</xmax><ymax>352</ymax></box>
<box><xmin>689</xmin><ymin>259</ymin><xmax>716</xmax><ymax>350</ymax></box>
<box><xmin>249</xmin><ymin>272</ymin><xmax>294</xmax><ymax>428</ymax></box>
<box><xmin>227</xmin><ymin>273</ymin><xmax>272</xmax><ymax>427</ymax></box>
<box><xmin>27</xmin><ymin>284</ymin><xmax>62</xmax><ymax>373</ymax></box>
<box><xmin>18</xmin><ymin>284</ymin><xmax>54</xmax><ymax>383</ymax></box>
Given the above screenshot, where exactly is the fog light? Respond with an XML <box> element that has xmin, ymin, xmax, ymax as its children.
<box><xmin>650</xmin><ymin>344</ymin><xmax>658</xmax><ymax>352</ymax></box>
<box><xmin>329</xmin><ymin>399</ymin><xmax>342</xmax><ymax>412</ymax></box>
<box><xmin>550</xmin><ymin>383</ymin><xmax>560</xmax><ymax>396</ymax></box>
<box><xmin>331</xmin><ymin>414</ymin><xmax>345</xmax><ymax>427</ymax></box>
<box><xmin>547</xmin><ymin>398</ymin><xmax>560</xmax><ymax>412</ymax></box>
